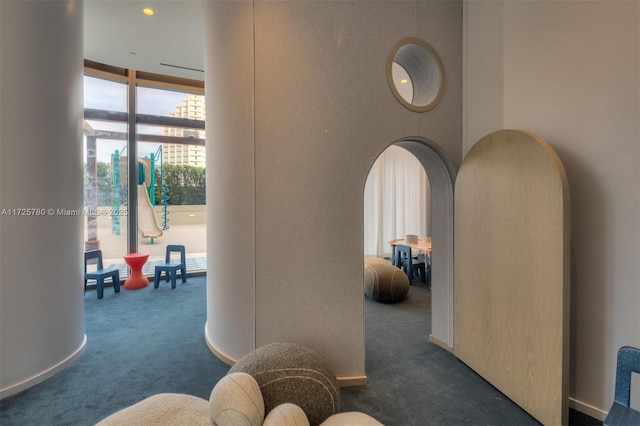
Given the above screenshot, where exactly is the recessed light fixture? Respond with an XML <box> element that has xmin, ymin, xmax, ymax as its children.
<box><xmin>400</xmin><ymin>79</ymin><xmax>408</xmax><ymax>84</ymax></box>
<box><xmin>143</xmin><ymin>8</ymin><xmax>154</xmax><ymax>16</ymax></box>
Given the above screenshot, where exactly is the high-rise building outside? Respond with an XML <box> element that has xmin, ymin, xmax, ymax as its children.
<box><xmin>162</xmin><ymin>94</ymin><xmax>206</xmax><ymax>167</ymax></box>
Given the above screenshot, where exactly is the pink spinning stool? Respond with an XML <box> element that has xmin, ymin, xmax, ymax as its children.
<box><xmin>123</xmin><ymin>253</ymin><xmax>149</xmax><ymax>290</ymax></box>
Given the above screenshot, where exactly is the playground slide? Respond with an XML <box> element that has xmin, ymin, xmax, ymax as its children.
<box><xmin>137</xmin><ymin>185</ymin><xmax>163</xmax><ymax>239</ymax></box>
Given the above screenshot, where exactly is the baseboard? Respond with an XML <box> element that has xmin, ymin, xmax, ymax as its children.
<box><xmin>429</xmin><ymin>334</ymin><xmax>453</xmax><ymax>352</ymax></box>
<box><xmin>203</xmin><ymin>322</ymin><xmax>236</xmax><ymax>367</ymax></box>
<box><xmin>204</xmin><ymin>324</ymin><xmax>368</xmax><ymax>387</ymax></box>
<box><xmin>0</xmin><ymin>334</ymin><xmax>87</xmax><ymax>400</ymax></box>
<box><xmin>337</xmin><ymin>375</ymin><xmax>368</xmax><ymax>387</ymax></box>
<box><xmin>569</xmin><ymin>397</ymin><xmax>607</xmax><ymax>421</ymax></box>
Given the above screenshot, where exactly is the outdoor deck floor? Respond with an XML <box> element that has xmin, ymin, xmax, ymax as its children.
<box><xmin>87</xmin><ymin>223</ymin><xmax>207</xmax><ymax>277</ymax></box>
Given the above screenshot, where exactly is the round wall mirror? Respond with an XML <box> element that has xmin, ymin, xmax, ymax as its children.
<box><xmin>387</xmin><ymin>37</ymin><xmax>445</xmax><ymax>112</ymax></box>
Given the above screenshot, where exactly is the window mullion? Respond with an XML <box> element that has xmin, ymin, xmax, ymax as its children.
<box><xmin>127</xmin><ymin>70</ymin><xmax>138</xmax><ymax>254</ymax></box>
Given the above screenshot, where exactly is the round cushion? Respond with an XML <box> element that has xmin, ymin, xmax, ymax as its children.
<box><xmin>209</xmin><ymin>372</ymin><xmax>265</xmax><ymax>426</ymax></box>
<box><xmin>364</xmin><ymin>257</ymin><xmax>390</xmax><ymax>267</ymax></box>
<box><xmin>364</xmin><ymin>263</ymin><xmax>409</xmax><ymax>303</ymax></box>
<box><xmin>228</xmin><ymin>342</ymin><xmax>340</xmax><ymax>426</ymax></box>
<box><xmin>263</xmin><ymin>403</ymin><xmax>310</xmax><ymax>426</ymax></box>
<box><xmin>96</xmin><ymin>393</ymin><xmax>210</xmax><ymax>426</ymax></box>
<box><xmin>320</xmin><ymin>412</ymin><xmax>384</xmax><ymax>425</ymax></box>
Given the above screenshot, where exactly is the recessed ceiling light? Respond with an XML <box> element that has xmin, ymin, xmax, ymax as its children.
<box><xmin>400</xmin><ymin>79</ymin><xmax>408</xmax><ymax>84</ymax></box>
<box><xmin>143</xmin><ymin>8</ymin><xmax>154</xmax><ymax>16</ymax></box>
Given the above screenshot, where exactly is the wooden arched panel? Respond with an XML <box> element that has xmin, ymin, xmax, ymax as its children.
<box><xmin>454</xmin><ymin>130</ymin><xmax>570</xmax><ymax>425</ymax></box>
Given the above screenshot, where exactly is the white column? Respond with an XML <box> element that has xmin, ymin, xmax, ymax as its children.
<box><xmin>203</xmin><ymin>1</ymin><xmax>462</xmax><ymax>382</ymax></box>
<box><xmin>0</xmin><ymin>0</ymin><xmax>85</xmax><ymax>398</ymax></box>
<box><xmin>204</xmin><ymin>1</ymin><xmax>257</xmax><ymax>363</ymax></box>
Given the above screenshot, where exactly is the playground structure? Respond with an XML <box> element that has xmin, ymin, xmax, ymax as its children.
<box><xmin>83</xmin><ymin>119</ymin><xmax>204</xmax><ymax>257</ymax></box>
<box><xmin>137</xmin><ymin>156</ymin><xmax>164</xmax><ymax>242</ymax></box>
<box><xmin>111</xmin><ymin>147</ymin><xmax>170</xmax><ymax>242</ymax></box>
<box><xmin>84</xmin><ymin>137</ymin><xmax>170</xmax><ymax>251</ymax></box>
<box><xmin>82</xmin><ymin>121</ymin><xmax>206</xmax><ymax>269</ymax></box>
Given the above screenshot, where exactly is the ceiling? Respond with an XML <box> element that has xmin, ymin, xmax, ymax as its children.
<box><xmin>83</xmin><ymin>0</ymin><xmax>205</xmax><ymax>81</ymax></box>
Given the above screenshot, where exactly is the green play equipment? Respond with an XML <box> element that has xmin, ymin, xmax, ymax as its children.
<box><xmin>110</xmin><ymin>146</ymin><xmax>170</xmax><ymax>241</ymax></box>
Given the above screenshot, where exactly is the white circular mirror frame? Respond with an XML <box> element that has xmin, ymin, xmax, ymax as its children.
<box><xmin>387</xmin><ymin>37</ymin><xmax>445</xmax><ymax>113</ymax></box>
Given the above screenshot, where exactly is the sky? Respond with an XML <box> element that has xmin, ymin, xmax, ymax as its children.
<box><xmin>84</xmin><ymin>75</ymin><xmax>202</xmax><ymax>162</ymax></box>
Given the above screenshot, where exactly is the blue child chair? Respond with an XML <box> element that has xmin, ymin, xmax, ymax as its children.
<box><xmin>84</xmin><ymin>249</ymin><xmax>120</xmax><ymax>299</ymax></box>
<box><xmin>154</xmin><ymin>244</ymin><xmax>187</xmax><ymax>289</ymax></box>
<box><xmin>603</xmin><ymin>346</ymin><xmax>640</xmax><ymax>425</ymax></box>
<box><xmin>395</xmin><ymin>244</ymin><xmax>427</xmax><ymax>284</ymax></box>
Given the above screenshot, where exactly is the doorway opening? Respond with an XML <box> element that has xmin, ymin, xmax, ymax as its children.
<box><xmin>363</xmin><ymin>137</ymin><xmax>456</xmax><ymax>351</ymax></box>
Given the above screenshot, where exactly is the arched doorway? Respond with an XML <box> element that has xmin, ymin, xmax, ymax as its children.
<box><xmin>365</xmin><ymin>137</ymin><xmax>456</xmax><ymax>349</ymax></box>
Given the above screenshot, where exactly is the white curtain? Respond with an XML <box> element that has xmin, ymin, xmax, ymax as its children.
<box><xmin>364</xmin><ymin>145</ymin><xmax>430</xmax><ymax>258</ymax></box>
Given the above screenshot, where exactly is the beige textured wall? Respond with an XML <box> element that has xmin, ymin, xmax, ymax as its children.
<box><xmin>205</xmin><ymin>0</ymin><xmax>462</xmax><ymax>379</ymax></box>
<box><xmin>464</xmin><ymin>0</ymin><xmax>640</xmax><ymax>418</ymax></box>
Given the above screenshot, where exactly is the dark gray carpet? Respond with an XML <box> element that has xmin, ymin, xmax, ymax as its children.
<box><xmin>0</xmin><ymin>276</ymin><xmax>600</xmax><ymax>425</ymax></box>
<box><xmin>343</xmin><ymin>282</ymin><xmax>540</xmax><ymax>425</ymax></box>
<box><xmin>0</xmin><ymin>276</ymin><xmax>228</xmax><ymax>426</ymax></box>
<box><xmin>345</xmin><ymin>281</ymin><xmax>600</xmax><ymax>426</ymax></box>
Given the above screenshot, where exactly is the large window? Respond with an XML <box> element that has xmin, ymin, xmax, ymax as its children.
<box><xmin>83</xmin><ymin>75</ymin><xmax>129</xmax><ymax>260</ymax></box>
<box><xmin>83</xmin><ymin>62</ymin><xmax>206</xmax><ymax>276</ymax></box>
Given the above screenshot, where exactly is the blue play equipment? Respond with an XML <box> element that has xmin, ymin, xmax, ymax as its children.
<box><xmin>150</xmin><ymin>147</ymin><xmax>170</xmax><ymax>231</ymax></box>
<box><xmin>110</xmin><ymin>146</ymin><xmax>170</xmax><ymax>236</ymax></box>
<box><xmin>111</xmin><ymin>147</ymin><xmax>125</xmax><ymax>235</ymax></box>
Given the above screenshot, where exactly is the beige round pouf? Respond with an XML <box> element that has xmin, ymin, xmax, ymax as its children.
<box><xmin>95</xmin><ymin>393</ymin><xmax>210</xmax><ymax>426</ymax></box>
<box><xmin>228</xmin><ymin>342</ymin><xmax>340</xmax><ymax>426</ymax></box>
<box><xmin>320</xmin><ymin>412</ymin><xmax>384</xmax><ymax>425</ymax></box>
<box><xmin>209</xmin><ymin>372</ymin><xmax>265</xmax><ymax>426</ymax></box>
<box><xmin>263</xmin><ymin>403</ymin><xmax>310</xmax><ymax>426</ymax></box>
<box><xmin>364</xmin><ymin>257</ymin><xmax>391</xmax><ymax>267</ymax></box>
<box><xmin>364</xmin><ymin>262</ymin><xmax>410</xmax><ymax>303</ymax></box>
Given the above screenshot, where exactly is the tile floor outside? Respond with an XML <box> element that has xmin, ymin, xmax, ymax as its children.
<box><xmin>85</xmin><ymin>222</ymin><xmax>207</xmax><ymax>278</ymax></box>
